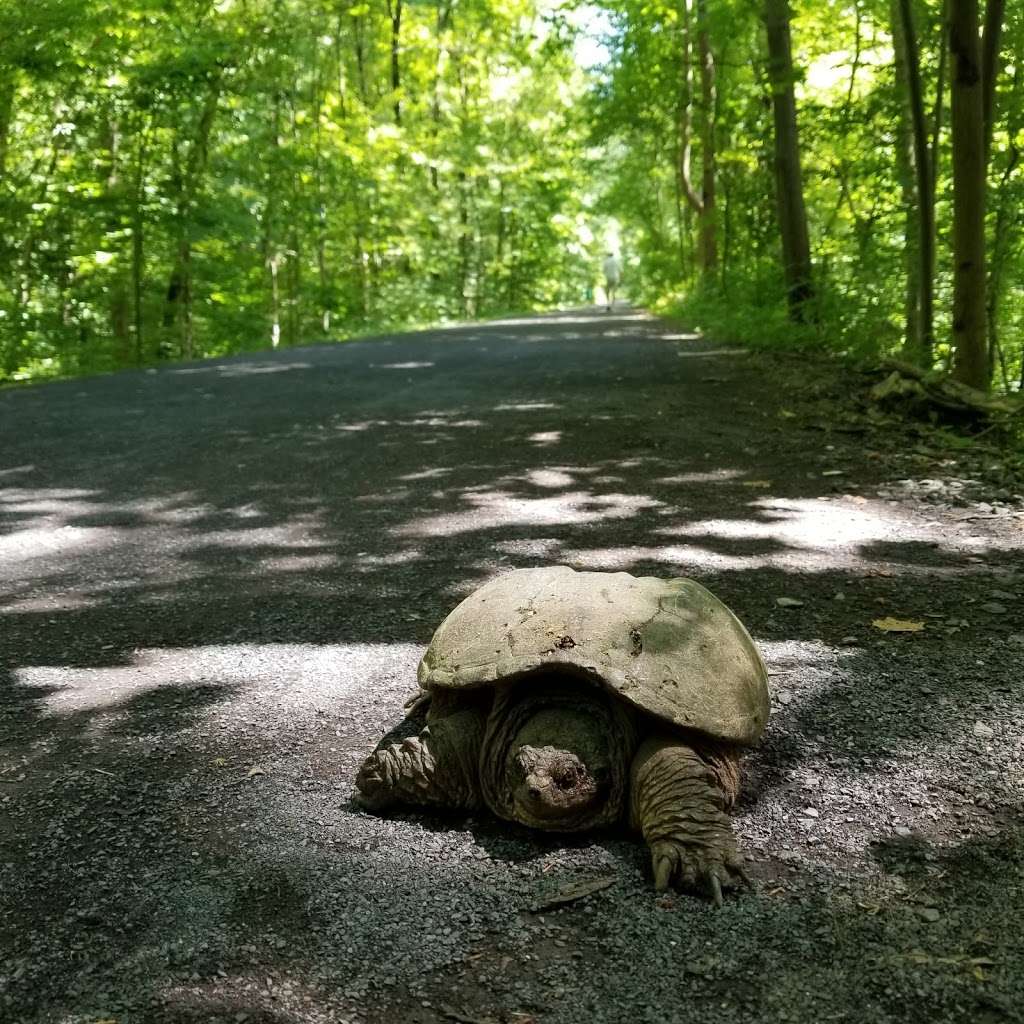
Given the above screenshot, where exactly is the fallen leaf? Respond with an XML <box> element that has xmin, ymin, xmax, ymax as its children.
<box><xmin>776</xmin><ymin>597</ymin><xmax>805</xmax><ymax>608</ymax></box>
<box><xmin>779</xmin><ymin>409</ymin><xmax>797</xmax><ymax>418</ymax></box>
<box><xmin>246</xmin><ymin>766</ymin><xmax>266</xmax><ymax>778</ymax></box>
<box><xmin>872</xmin><ymin>617</ymin><xmax>925</xmax><ymax>633</ymax></box>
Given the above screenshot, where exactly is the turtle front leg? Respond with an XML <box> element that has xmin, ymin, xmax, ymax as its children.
<box><xmin>629</xmin><ymin>737</ymin><xmax>748</xmax><ymax>905</ymax></box>
<box><xmin>356</xmin><ymin>707</ymin><xmax>486</xmax><ymax>813</ymax></box>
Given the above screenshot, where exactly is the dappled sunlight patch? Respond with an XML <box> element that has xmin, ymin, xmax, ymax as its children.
<box><xmin>260</xmin><ymin>554</ymin><xmax>339</xmax><ymax>572</ymax></box>
<box><xmin>633</xmin><ymin>495</ymin><xmax>1020</xmax><ymax>572</ymax></box>
<box><xmin>393</xmin><ymin>488</ymin><xmax>664</xmax><ymax>538</ymax></box>
<box><xmin>486</xmin><ymin>311</ymin><xmax>654</xmax><ymax>327</ymax></box>
<box><xmin>655</xmin><ymin>469</ymin><xmax>746</xmax><ymax>485</ymax></box>
<box><xmin>398</xmin><ymin>467</ymin><xmax>453</xmax><ymax>481</ymax></box>
<box><xmin>218</xmin><ymin>361</ymin><xmax>313</xmax><ymax>377</ymax></box>
<box><xmin>355</xmin><ymin>548</ymin><xmax>423</xmax><ymax>570</ymax></box>
<box><xmin>0</xmin><ymin>486</ymin><xmax>102</xmax><ymax>506</ymax></box>
<box><xmin>493</xmin><ymin>537</ymin><xmax>564</xmax><ymax>559</ymax></box>
<box><xmin>494</xmin><ymin>401</ymin><xmax>560</xmax><ymax>411</ymax></box>
<box><xmin>371</xmin><ymin>361</ymin><xmax>436</xmax><ymax>370</ymax></box>
<box><xmin>334</xmin><ymin>414</ymin><xmax>484</xmax><ymax>435</ymax></box>
<box><xmin>524</xmin><ymin>469</ymin><xmax>576</xmax><ymax>489</ymax></box>
<box><xmin>10</xmin><ymin>642</ymin><xmax>423</xmax><ymax>727</ymax></box>
<box><xmin>0</xmin><ymin>524</ymin><xmax>118</xmax><ymax>571</ymax></box>
<box><xmin>673</xmin><ymin>347</ymin><xmax>749</xmax><ymax>358</ymax></box>
<box><xmin>659</xmin><ymin>332</ymin><xmax>702</xmax><ymax>342</ymax></box>
<box><xmin>4</xmin><ymin>592</ymin><xmax>98</xmax><ymax>614</ymax></box>
<box><xmin>528</xmin><ymin>430</ymin><xmax>562</xmax><ymax>446</ymax></box>
<box><xmin>354</xmin><ymin>487</ymin><xmax>413</xmax><ymax>505</ymax></box>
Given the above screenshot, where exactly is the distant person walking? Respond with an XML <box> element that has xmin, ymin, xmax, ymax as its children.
<box><xmin>602</xmin><ymin>252</ymin><xmax>622</xmax><ymax>310</ymax></box>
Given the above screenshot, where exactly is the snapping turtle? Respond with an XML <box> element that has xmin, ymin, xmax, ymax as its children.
<box><xmin>356</xmin><ymin>566</ymin><xmax>768</xmax><ymax>902</ymax></box>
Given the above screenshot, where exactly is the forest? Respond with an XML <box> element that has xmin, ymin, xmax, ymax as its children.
<box><xmin>1</xmin><ymin>0</ymin><xmax>1022</xmax><ymax>397</ymax></box>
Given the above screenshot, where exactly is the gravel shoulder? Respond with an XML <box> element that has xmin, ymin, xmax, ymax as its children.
<box><xmin>1</xmin><ymin>308</ymin><xmax>1022</xmax><ymax>1024</ymax></box>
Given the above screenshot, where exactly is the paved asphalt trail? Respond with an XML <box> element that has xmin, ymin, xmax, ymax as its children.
<box><xmin>1</xmin><ymin>309</ymin><xmax>1023</xmax><ymax>1024</ymax></box>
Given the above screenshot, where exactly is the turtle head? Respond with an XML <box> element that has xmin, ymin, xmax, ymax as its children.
<box><xmin>506</xmin><ymin>706</ymin><xmax>609</xmax><ymax>828</ymax></box>
<box><xmin>512</xmin><ymin>745</ymin><xmax>600</xmax><ymax>822</ymax></box>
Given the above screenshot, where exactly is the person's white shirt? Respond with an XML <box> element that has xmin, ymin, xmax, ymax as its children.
<box><xmin>602</xmin><ymin>254</ymin><xmax>622</xmax><ymax>285</ymax></box>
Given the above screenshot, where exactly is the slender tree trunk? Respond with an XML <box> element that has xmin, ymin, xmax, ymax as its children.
<box><xmin>981</xmin><ymin>0</ymin><xmax>1005</xmax><ymax>160</ymax></box>
<box><xmin>949</xmin><ymin>0</ymin><xmax>988</xmax><ymax>388</ymax></box>
<box><xmin>132</xmin><ymin>123</ymin><xmax>147</xmax><ymax>364</ymax></box>
<box><xmin>263</xmin><ymin>89</ymin><xmax>281</xmax><ymax>348</ymax></box>
<box><xmin>102</xmin><ymin>113</ymin><xmax>132</xmax><ymax>360</ymax></box>
<box><xmin>763</xmin><ymin>0</ymin><xmax>814</xmax><ymax>320</ymax></box>
<box><xmin>986</xmin><ymin>63</ymin><xmax>1019</xmax><ymax>381</ymax></box>
<box><xmin>696</xmin><ymin>0</ymin><xmax>717</xmax><ymax>273</ymax></box>
<box><xmin>163</xmin><ymin>73</ymin><xmax>222</xmax><ymax>358</ymax></box>
<box><xmin>312</xmin><ymin>31</ymin><xmax>331</xmax><ymax>335</ymax></box>
<box><xmin>930</xmin><ymin>0</ymin><xmax>950</xmax><ymax>193</ymax></box>
<box><xmin>387</xmin><ymin>0</ymin><xmax>403</xmax><ymax>124</ymax></box>
<box><xmin>677</xmin><ymin>0</ymin><xmax>716</xmax><ymax>277</ymax></box>
<box><xmin>891</xmin><ymin>0</ymin><xmax>920</xmax><ymax>354</ymax></box>
<box><xmin>895</xmin><ymin>0</ymin><xmax>935</xmax><ymax>363</ymax></box>
<box><xmin>0</xmin><ymin>69</ymin><xmax>14</xmax><ymax>183</ymax></box>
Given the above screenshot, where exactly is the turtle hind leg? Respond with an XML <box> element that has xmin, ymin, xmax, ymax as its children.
<box><xmin>629</xmin><ymin>737</ymin><xmax>749</xmax><ymax>904</ymax></box>
<box><xmin>355</xmin><ymin>707</ymin><xmax>485</xmax><ymax>813</ymax></box>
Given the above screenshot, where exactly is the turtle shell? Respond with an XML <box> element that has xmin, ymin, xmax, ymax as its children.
<box><xmin>418</xmin><ymin>566</ymin><xmax>769</xmax><ymax>745</ymax></box>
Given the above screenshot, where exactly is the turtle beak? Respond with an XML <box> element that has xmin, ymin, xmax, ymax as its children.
<box><xmin>514</xmin><ymin>747</ymin><xmax>599</xmax><ymax>823</ymax></box>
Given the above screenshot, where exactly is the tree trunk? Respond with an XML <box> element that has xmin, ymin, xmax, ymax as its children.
<box><xmin>894</xmin><ymin>0</ymin><xmax>935</xmax><ymax>363</ymax></box>
<box><xmin>986</xmin><ymin>63</ymin><xmax>1019</xmax><ymax>381</ymax></box>
<box><xmin>132</xmin><ymin>123</ymin><xmax>147</xmax><ymax>364</ymax></box>
<box><xmin>980</xmin><ymin>0</ymin><xmax>1005</xmax><ymax>160</ymax></box>
<box><xmin>763</xmin><ymin>0</ymin><xmax>814</xmax><ymax>320</ymax></box>
<box><xmin>387</xmin><ymin>0</ymin><xmax>403</xmax><ymax>124</ymax></box>
<box><xmin>0</xmin><ymin>69</ymin><xmax>14</xmax><ymax>183</ymax></box>
<box><xmin>163</xmin><ymin>73</ymin><xmax>222</xmax><ymax>358</ymax></box>
<box><xmin>696</xmin><ymin>0</ymin><xmax>718</xmax><ymax>273</ymax></box>
<box><xmin>677</xmin><ymin>0</ymin><xmax>716</xmax><ymax>278</ymax></box>
<box><xmin>102</xmin><ymin>113</ymin><xmax>132</xmax><ymax>361</ymax></box>
<box><xmin>949</xmin><ymin>0</ymin><xmax>988</xmax><ymax>389</ymax></box>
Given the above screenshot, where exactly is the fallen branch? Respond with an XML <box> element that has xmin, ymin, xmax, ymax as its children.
<box><xmin>529</xmin><ymin>874</ymin><xmax>616</xmax><ymax>912</ymax></box>
<box><xmin>871</xmin><ymin>360</ymin><xmax>1023</xmax><ymax>423</ymax></box>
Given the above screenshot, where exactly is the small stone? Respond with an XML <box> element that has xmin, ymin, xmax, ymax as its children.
<box><xmin>979</xmin><ymin>602</ymin><xmax>1007</xmax><ymax>614</ymax></box>
<box><xmin>776</xmin><ymin>597</ymin><xmax>804</xmax><ymax>608</ymax></box>
<box><xmin>973</xmin><ymin>721</ymin><xmax>995</xmax><ymax>739</ymax></box>
<box><xmin>800</xmin><ymin>807</ymin><xmax>819</xmax><ymax>819</ymax></box>
<box><xmin>777</xmin><ymin>690</ymin><xmax>794</xmax><ymax>705</ymax></box>
<box><xmin>917</xmin><ymin>907</ymin><xmax>941</xmax><ymax>923</ymax></box>
<box><xmin>894</xmin><ymin>826</ymin><xmax>912</xmax><ymax>838</ymax></box>
<box><xmin>989</xmin><ymin>589</ymin><xmax>1016</xmax><ymax>601</ymax></box>
<box><xmin>840</xmin><ymin>635</ymin><xmax>859</xmax><ymax>645</ymax></box>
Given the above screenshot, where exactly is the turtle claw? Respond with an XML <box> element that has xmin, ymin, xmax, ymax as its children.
<box><xmin>710</xmin><ymin>874</ymin><xmax>724</xmax><ymax>907</ymax></box>
<box><xmin>648</xmin><ymin>839</ymin><xmax>749</xmax><ymax>904</ymax></box>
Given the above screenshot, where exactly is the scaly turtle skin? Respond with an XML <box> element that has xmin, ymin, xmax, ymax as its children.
<box><xmin>356</xmin><ymin>566</ymin><xmax>769</xmax><ymax>903</ymax></box>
